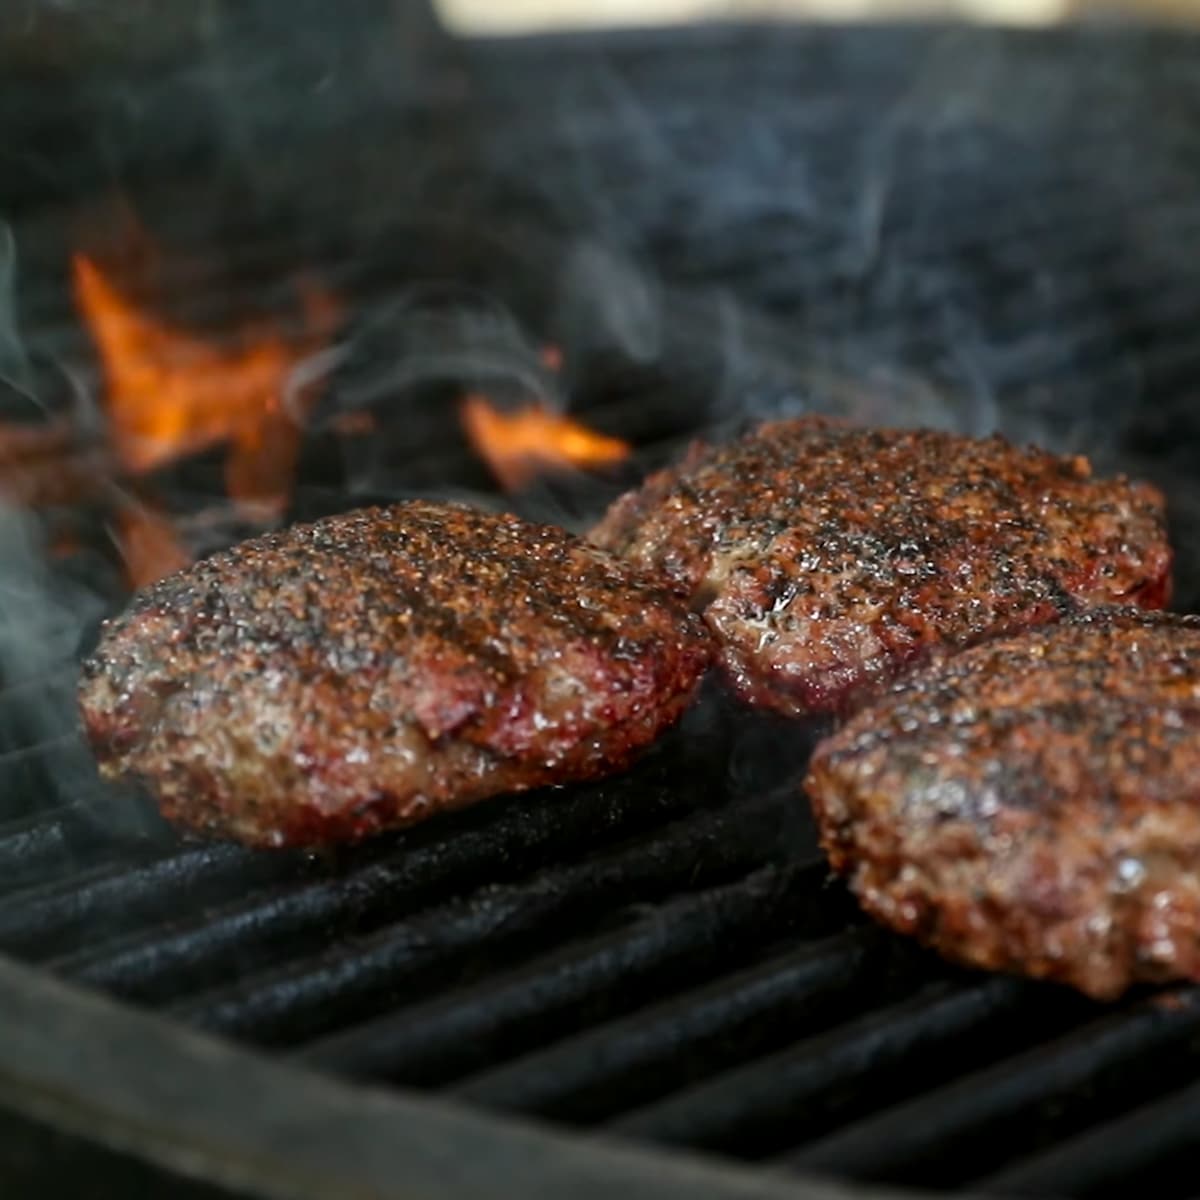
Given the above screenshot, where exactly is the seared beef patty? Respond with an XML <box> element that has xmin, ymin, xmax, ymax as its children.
<box><xmin>80</xmin><ymin>501</ymin><xmax>712</xmax><ymax>848</ymax></box>
<box><xmin>591</xmin><ymin>418</ymin><xmax>1172</xmax><ymax>717</ymax></box>
<box><xmin>806</xmin><ymin>609</ymin><xmax>1200</xmax><ymax>999</ymax></box>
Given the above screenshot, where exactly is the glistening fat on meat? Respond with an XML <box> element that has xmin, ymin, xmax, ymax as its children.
<box><xmin>79</xmin><ymin>501</ymin><xmax>712</xmax><ymax>848</ymax></box>
<box><xmin>805</xmin><ymin>609</ymin><xmax>1200</xmax><ymax>999</ymax></box>
<box><xmin>591</xmin><ymin>418</ymin><xmax>1172</xmax><ymax>717</ymax></box>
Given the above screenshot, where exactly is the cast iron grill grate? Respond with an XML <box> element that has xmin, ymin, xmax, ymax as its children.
<box><xmin>4</xmin><ymin>20</ymin><xmax>1200</xmax><ymax>1200</ymax></box>
<box><xmin>2</xmin><ymin>716</ymin><xmax>1200</xmax><ymax>1199</ymax></box>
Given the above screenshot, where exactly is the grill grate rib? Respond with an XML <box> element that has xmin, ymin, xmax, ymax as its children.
<box><xmin>981</xmin><ymin>1076</ymin><xmax>1200</xmax><ymax>1198</ymax></box>
<box><xmin>787</xmin><ymin>990</ymin><xmax>1200</xmax><ymax>1189</ymax></box>
<box><xmin>49</xmin><ymin>758</ymin><xmax>727</xmax><ymax>1004</ymax></box>
<box><xmin>0</xmin><ymin>843</ymin><xmax>298</xmax><ymax>961</ymax></box>
<box><xmin>169</xmin><ymin>792</ymin><xmax>791</xmax><ymax>1047</ymax></box>
<box><xmin>0</xmin><ymin>810</ymin><xmax>77</xmax><ymax>882</ymax></box>
<box><xmin>296</xmin><ymin>864</ymin><xmax>817</xmax><ymax>1088</ymax></box>
<box><xmin>450</xmin><ymin>927</ymin><xmax>887</xmax><ymax>1124</ymax></box>
<box><xmin>613</xmin><ymin>978</ymin><xmax>1088</xmax><ymax>1160</ymax></box>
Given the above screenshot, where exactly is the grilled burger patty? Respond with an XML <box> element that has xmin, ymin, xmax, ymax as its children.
<box><xmin>591</xmin><ymin>418</ymin><xmax>1172</xmax><ymax>717</ymax></box>
<box><xmin>806</xmin><ymin>609</ymin><xmax>1200</xmax><ymax>999</ymax></box>
<box><xmin>79</xmin><ymin>501</ymin><xmax>712</xmax><ymax>848</ymax></box>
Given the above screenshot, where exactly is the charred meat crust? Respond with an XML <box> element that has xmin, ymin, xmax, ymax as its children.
<box><xmin>79</xmin><ymin>501</ymin><xmax>713</xmax><ymax>848</ymax></box>
<box><xmin>590</xmin><ymin>418</ymin><xmax>1173</xmax><ymax>717</ymax></box>
<box><xmin>806</xmin><ymin>609</ymin><xmax>1200</xmax><ymax>999</ymax></box>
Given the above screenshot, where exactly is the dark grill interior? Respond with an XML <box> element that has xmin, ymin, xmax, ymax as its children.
<box><xmin>5</xmin><ymin>17</ymin><xmax>1200</xmax><ymax>1199</ymax></box>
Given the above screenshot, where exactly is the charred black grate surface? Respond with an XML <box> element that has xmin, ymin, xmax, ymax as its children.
<box><xmin>4</xmin><ymin>19</ymin><xmax>1200</xmax><ymax>1200</ymax></box>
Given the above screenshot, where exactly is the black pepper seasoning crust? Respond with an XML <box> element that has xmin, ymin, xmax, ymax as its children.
<box><xmin>79</xmin><ymin>501</ymin><xmax>713</xmax><ymax>848</ymax></box>
<box><xmin>806</xmin><ymin>609</ymin><xmax>1200</xmax><ymax>999</ymax></box>
<box><xmin>590</xmin><ymin>418</ymin><xmax>1172</xmax><ymax>717</ymax></box>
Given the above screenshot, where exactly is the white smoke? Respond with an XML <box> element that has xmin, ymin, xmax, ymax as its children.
<box><xmin>0</xmin><ymin>224</ymin><xmax>35</xmax><ymax>405</ymax></box>
<box><xmin>0</xmin><ymin>502</ymin><xmax>109</xmax><ymax>813</ymax></box>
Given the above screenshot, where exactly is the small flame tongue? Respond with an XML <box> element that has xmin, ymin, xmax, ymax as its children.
<box><xmin>68</xmin><ymin>249</ymin><xmax>631</xmax><ymax>586</ymax></box>
<box><xmin>70</xmin><ymin>252</ymin><xmax>339</xmax><ymax>586</ymax></box>
<box><xmin>460</xmin><ymin>392</ymin><xmax>630</xmax><ymax>492</ymax></box>
<box><xmin>72</xmin><ymin>254</ymin><xmax>337</xmax><ymax>502</ymax></box>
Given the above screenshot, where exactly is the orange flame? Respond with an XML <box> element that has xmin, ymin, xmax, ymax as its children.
<box><xmin>71</xmin><ymin>254</ymin><xmax>337</xmax><ymax>517</ymax></box>
<box><xmin>460</xmin><ymin>393</ymin><xmax>630</xmax><ymax>491</ymax></box>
